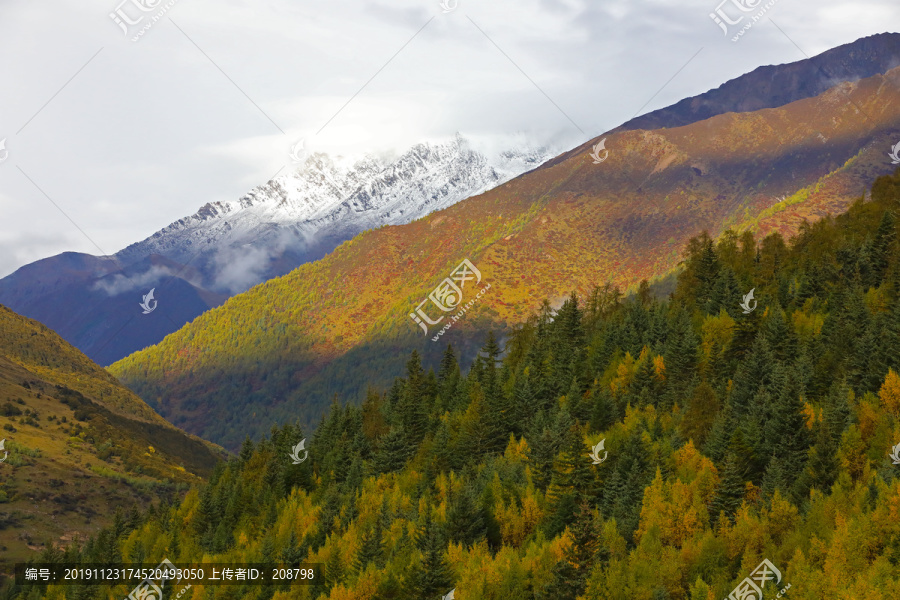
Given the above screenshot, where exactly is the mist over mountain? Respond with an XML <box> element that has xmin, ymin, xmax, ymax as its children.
<box><xmin>3</xmin><ymin>33</ymin><xmax>899</xmax><ymax>373</ymax></box>
<box><xmin>5</xmin><ymin>18</ymin><xmax>900</xmax><ymax>600</ymax></box>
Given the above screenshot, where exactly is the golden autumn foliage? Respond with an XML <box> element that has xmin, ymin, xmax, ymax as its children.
<box><xmin>701</xmin><ymin>310</ymin><xmax>735</xmax><ymax>362</ymax></box>
<box><xmin>791</xmin><ymin>307</ymin><xmax>825</xmax><ymax>341</ymax></box>
<box><xmin>653</xmin><ymin>355</ymin><xmax>666</xmax><ymax>381</ymax></box>
<box><xmin>878</xmin><ymin>368</ymin><xmax>900</xmax><ymax>416</ymax></box>
<box><xmin>21</xmin><ymin>170</ymin><xmax>900</xmax><ymax>599</ymax></box>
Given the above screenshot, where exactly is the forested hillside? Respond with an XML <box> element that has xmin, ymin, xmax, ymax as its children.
<box><xmin>14</xmin><ymin>170</ymin><xmax>900</xmax><ymax>599</ymax></box>
<box><xmin>109</xmin><ymin>64</ymin><xmax>900</xmax><ymax>451</ymax></box>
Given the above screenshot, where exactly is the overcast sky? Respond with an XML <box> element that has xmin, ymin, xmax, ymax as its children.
<box><xmin>0</xmin><ymin>0</ymin><xmax>896</xmax><ymax>278</ymax></box>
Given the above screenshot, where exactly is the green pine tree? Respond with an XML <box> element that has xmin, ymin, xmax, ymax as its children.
<box><xmin>710</xmin><ymin>451</ymin><xmax>747</xmax><ymax>526</ymax></box>
<box><xmin>374</xmin><ymin>426</ymin><xmax>409</xmax><ymax>474</ymax></box>
<box><xmin>403</xmin><ymin>507</ymin><xmax>453</xmax><ymax>600</ymax></box>
<box><xmin>353</xmin><ymin>519</ymin><xmax>385</xmax><ymax>573</ymax></box>
<box><xmin>323</xmin><ymin>545</ymin><xmax>345</xmax><ymax>594</ymax></box>
<box><xmin>446</xmin><ymin>486</ymin><xmax>487</xmax><ymax>548</ymax></box>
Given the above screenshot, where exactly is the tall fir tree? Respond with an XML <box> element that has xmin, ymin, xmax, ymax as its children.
<box><xmin>403</xmin><ymin>507</ymin><xmax>453</xmax><ymax>600</ymax></box>
<box><xmin>353</xmin><ymin>518</ymin><xmax>385</xmax><ymax>573</ymax></box>
<box><xmin>446</xmin><ymin>484</ymin><xmax>488</xmax><ymax>548</ymax></box>
<box><xmin>397</xmin><ymin>351</ymin><xmax>430</xmax><ymax>455</ymax></box>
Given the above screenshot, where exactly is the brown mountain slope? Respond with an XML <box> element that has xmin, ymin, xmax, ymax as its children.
<box><xmin>111</xmin><ymin>66</ymin><xmax>900</xmax><ymax>449</ymax></box>
<box><xmin>0</xmin><ymin>304</ymin><xmax>227</xmax><ymax>568</ymax></box>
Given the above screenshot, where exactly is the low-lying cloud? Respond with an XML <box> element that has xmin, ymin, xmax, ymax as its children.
<box><xmin>92</xmin><ymin>264</ymin><xmax>180</xmax><ymax>297</ymax></box>
<box><xmin>212</xmin><ymin>228</ymin><xmax>311</xmax><ymax>294</ymax></box>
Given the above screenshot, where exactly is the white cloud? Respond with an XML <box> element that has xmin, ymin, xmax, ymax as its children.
<box><xmin>0</xmin><ymin>0</ymin><xmax>896</xmax><ymax>277</ymax></box>
<box><xmin>92</xmin><ymin>264</ymin><xmax>179</xmax><ymax>296</ymax></box>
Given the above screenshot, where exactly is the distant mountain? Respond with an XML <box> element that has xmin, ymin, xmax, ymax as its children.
<box><xmin>0</xmin><ymin>253</ymin><xmax>227</xmax><ymax>366</ymax></box>
<box><xmin>615</xmin><ymin>31</ymin><xmax>900</xmax><ymax>133</ymax></box>
<box><xmin>116</xmin><ymin>134</ymin><xmax>555</xmax><ymax>294</ymax></box>
<box><xmin>0</xmin><ymin>304</ymin><xmax>226</xmax><ymax>568</ymax></box>
<box><xmin>0</xmin><ymin>135</ymin><xmax>553</xmax><ymax>365</ymax></box>
<box><xmin>111</xmin><ymin>56</ymin><xmax>900</xmax><ymax>450</ymax></box>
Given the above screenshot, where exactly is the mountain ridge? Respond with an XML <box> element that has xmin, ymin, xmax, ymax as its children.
<box><xmin>614</xmin><ymin>31</ymin><xmax>900</xmax><ymax>132</ymax></box>
<box><xmin>5</xmin><ymin>33</ymin><xmax>899</xmax><ymax>367</ymax></box>
<box><xmin>115</xmin><ymin>134</ymin><xmax>556</xmax><ymax>294</ymax></box>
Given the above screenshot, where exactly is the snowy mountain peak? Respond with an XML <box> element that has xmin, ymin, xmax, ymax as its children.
<box><xmin>117</xmin><ymin>134</ymin><xmax>556</xmax><ymax>293</ymax></box>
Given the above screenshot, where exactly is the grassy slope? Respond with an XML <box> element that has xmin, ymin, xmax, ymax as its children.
<box><xmin>0</xmin><ymin>304</ymin><xmax>228</xmax><ymax>569</ymax></box>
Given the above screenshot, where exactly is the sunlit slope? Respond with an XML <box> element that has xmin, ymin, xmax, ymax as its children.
<box><xmin>110</xmin><ymin>67</ymin><xmax>900</xmax><ymax>449</ymax></box>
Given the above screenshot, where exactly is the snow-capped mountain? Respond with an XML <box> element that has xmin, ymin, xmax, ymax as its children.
<box><xmin>0</xmin><ymin>133</ymin><xmax>553</xmax><ymax>365</ymax></box>
<box><xmin>117</xmin><ymin>134</ymin><xmax>554</xmax><ymax>293</ymax></box>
